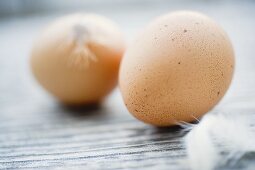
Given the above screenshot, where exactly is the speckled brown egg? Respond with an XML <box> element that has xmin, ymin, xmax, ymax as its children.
<box><xmin>119</xmin><ymin>11</ymin><xmax>234</xmax><ymax>126</ymax></box>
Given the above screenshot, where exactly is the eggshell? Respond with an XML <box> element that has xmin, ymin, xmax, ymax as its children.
<box><xmin>31</xmin><ymin>13</ymin><xmax>125</xmax><ymax>105</ymax></box>
<box><xmin>119</xmin><ymin>11</ymin><xmax>234</xmax><ymax>126</ymax></box>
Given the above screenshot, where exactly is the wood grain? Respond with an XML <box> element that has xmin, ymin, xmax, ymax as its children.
<box><xmin>0</xmin><ymin>0</ymin><xmax>255</xmax><ymax>169</ymax></box>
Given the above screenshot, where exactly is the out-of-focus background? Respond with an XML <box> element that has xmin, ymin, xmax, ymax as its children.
<box><xmin>0</xmin><ymin>0</ymin><xmax>255</xmax><ymax>169</ymax></box>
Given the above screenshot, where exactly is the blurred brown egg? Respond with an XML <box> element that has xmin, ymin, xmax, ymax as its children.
<box><xmin>119</xmin><ymin>11</ymin><xmax>234</xmax><ymax>126</ymax></box>
<box><xmin>31</xmin><ymin>13</ymin><xmax>125</xmax><ymax>105</ymax></box>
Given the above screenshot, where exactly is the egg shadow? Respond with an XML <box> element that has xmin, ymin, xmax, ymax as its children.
<box><xmin>153</xmin><ymin>119</ymin><xmax>199</xmax><ymax>133</ymax></box>
<box><xmin>55</xmin><ymin>102</ymin><xmax>110</xmax><ymax>121</ymax></box>
<box><xmin>154</xmin><ymin>125</ymin><xmax>184</xmax><ymax>135</ymax></box>
<box><xmin>146</xmin><ymin>120</ymin><xmax>199</xmax><ymax>142</ymax></box>
<box><xmin>152</xmin><ymin>125</ymin><xmax>183</xmax><ymax>134</ymax></box>
<box><xmin>127</xmin><ymin>123</ymin><xmax>187</xmax><ymax>144</ymax></box>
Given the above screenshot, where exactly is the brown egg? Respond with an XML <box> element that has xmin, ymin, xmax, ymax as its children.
<box><xmin>119</xmin><ymin>11</ymin><xmax>234</xmax><ymax>126</ymax></box>
<box><xmin>31</xmin><ymin>13</ymin><xmax>125</xmax><ymax>105</ymax></box>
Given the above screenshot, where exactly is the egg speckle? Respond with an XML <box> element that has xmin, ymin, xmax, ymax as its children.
<box><xmin>119</xmin><ymin>11</ymin><xmax>235</xmax><ymax>126</ymax></box>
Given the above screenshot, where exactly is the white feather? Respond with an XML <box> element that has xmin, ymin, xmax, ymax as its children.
<box><xmin>184</xmin><ymin>112</ymin><xmax>255</xmax><ymax>170</ymax></box>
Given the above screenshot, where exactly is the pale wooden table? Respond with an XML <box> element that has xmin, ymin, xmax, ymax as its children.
<box><xmin>0</xmin><ymin>0</ymin><xmax>255</xmax><ymax>169</ymax></box>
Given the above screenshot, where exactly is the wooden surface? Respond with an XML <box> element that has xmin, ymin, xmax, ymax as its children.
<box><xmin>0</xmin><ymin>0</ymin><xmax>255</xmax><ymax>169</ymax></box>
